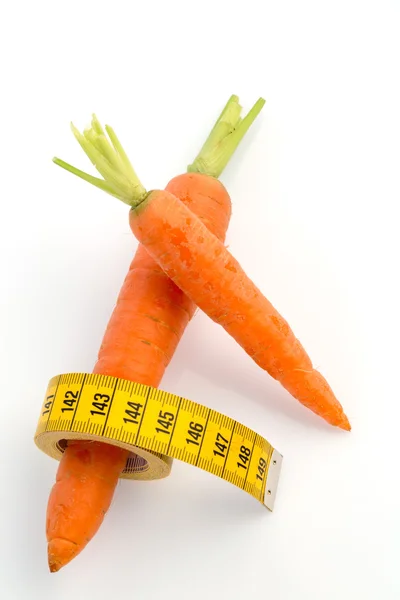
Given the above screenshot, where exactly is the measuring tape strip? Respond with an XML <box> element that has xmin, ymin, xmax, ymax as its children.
<box><xmin>35</xmin><ymin>373</ymin><xmax>282</xmax><ymax>511</ymax></box>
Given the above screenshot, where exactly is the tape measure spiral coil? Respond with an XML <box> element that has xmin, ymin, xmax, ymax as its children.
<box><xmin>35</xmin><ymin>373</ymin><xmax>282</xmax><ymax>510</ymax></box>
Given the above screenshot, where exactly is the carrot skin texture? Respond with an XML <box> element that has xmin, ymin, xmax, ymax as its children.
<box><xmin>46</xmin><ymin>173</ymin><xmax>232</xmax><ymax>572</ymax></box>
<box><xmin>47</xmin><ymin>441</ymin><xmax>128</xmax><ymax>572</ymax></box>
<box><xmin>129</xmin><ymin>189</ymin><xmax>350</xmax><ymax>431</ymax></box>
<box><xmin>94</xmin><ymin>174</ymin><xmax>231</xmax><ymax>381</ymax></box>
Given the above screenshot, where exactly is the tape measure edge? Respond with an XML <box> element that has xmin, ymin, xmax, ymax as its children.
<box><xmin>36</xmin><ymin>372</ymin><xmax>283</xmax><ymax>505</ymax></box>
<box><xmin>34</xmin><ymin>430</ymin><xmax>173</xmax><ymax>481</ymax></box>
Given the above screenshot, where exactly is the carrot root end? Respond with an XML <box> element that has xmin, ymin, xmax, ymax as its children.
<box><xmin>338</xmin><ymin>414</ymin><xmax>352</xmax><ymax>431</ymax></box>
<box><xmin>48</xmin><ymin>538</ymin><xmax>80</xmax><ymax>573</ymax></box>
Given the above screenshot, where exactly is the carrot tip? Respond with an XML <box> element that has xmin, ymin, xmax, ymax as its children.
<box><xmin>48</xmin><ymin>538</ymin><xmax>79</xmax><ymax>573</ymax></box>
<box><xmin>338</xmin><ymin>415</ymin><xmax>351</xmax><ymax>432</ymax></box>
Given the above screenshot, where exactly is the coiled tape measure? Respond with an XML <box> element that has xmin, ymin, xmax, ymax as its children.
<box><xmin>35</xmin><ymin>373</ymin><xmax>282</xmax><ymax>510</ymax></box>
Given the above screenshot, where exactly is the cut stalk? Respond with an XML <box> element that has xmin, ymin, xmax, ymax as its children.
<box><xmin>54</xmin><ymin>118</ymin><xmax>147</xmax><ymax>206</ymax></box>
<box><xmin>187</xmin><ymin>96</ymin><xmax>265</xmax><ymax>178</ymax></box>
<box><xmin>53</xmin><ymin>95</ymin><xmax>265</xmax><ymax>205</ymax></box>
<box><xmin>52</xmin><ymin>158</ymin><xmax>122</xmax><ymax>198</ymax></box>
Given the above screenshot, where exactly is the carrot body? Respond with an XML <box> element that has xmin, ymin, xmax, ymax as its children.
<box><xmin>93</xmin><ymin>174</ymin><xmax>230</xmax><ymax>381</ymax></box>
<box><xmin>47</xmin><ymin>441</ymin><xmax>128</xmax><ymax>572</ymax></box>
<box><xmin>129</xmin><ymin>189</ymin><xmax>350</xmax><ymax>431</ymax></box>
<box><xmin>46</xmin><ymin>173</ymin><xmax>231</xmax><ymax>572</ymax></box>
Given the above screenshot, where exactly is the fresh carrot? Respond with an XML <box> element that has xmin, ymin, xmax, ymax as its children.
<box><xmin>129</xmin><ymin>192</ymin><xmax>351</xmax><ymax>432</ymax></box>
<box><xmin>47</xmin><ymin>96</ymin><xmax>263</xmax><ymax>572</ymax></box>
<box><xmin>54</xmin><ymin>103</ymin><xmax>351</xmax><ymax>433</ymax></box>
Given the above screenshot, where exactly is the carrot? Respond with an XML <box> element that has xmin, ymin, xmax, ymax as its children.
<box><xmin>47</xmin><ymin>96</ymin><xmax>262</xmax><ymax>572</ymax></box>
<box><xmin>54</xmin><ymin>103</ymin><xmax>351</xmax><ymax>433</ymax></box>
<box><xmin>129</xmin><ymin>192</ymin><xmax>351</xmax><ymax>432</ymax></box>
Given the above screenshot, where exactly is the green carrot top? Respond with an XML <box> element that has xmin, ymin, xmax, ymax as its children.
<box><xmin>53</xmin><ymin>94</ymin><xmax>265</xmax><ymax>207</ymax></box>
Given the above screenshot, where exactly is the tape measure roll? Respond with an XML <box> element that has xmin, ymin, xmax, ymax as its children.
<box><xmin>35</xmin><ymin>373</ymin><xmax>282</xmax><ymax>511</ymax></box>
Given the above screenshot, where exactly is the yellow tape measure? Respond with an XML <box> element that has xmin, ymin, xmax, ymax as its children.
<box><xmin>35</xmin><ymin>373</ymin><xmax>282</xmax><ymax>510</ymax></box>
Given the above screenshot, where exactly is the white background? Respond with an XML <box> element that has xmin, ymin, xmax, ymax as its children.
<box><xmin>1</xmin><ymin>1</ymin><xmax>399</xmax><ymax>598</ymax></box>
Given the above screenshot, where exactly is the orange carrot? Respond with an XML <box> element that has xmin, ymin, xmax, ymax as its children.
<box><xmin>54</xmin><ymin>103</ymin><xmax>351</xmax><ymax>433</ymax></box>
<box><xmin>48</xmin><ymin>96</ymin><xmax>261</xmax><ymax>572</ymax></box>
<box><xmin>129</xmin><ymin>190</ymin><xmax>351</xmax><ymax>431</ymax></box>
<box><xmin>93</xmin><ymin>173</ymin><xmax>231</xmax><ymax>383</ymax></box>
<box><xmin>46</xmin><ymin>440</ymin><xmax>128</xmax><ymax>571</ymax></box>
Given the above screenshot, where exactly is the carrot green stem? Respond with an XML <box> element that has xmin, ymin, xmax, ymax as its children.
<box><xmin>187</xmin><ymin>95</ymin><xmax>265</xmax><ymax>178</ymax></box>
<box><xmin>52</xmin><ymin>95</ymin><xmax>265</xmax><ymax>206</ymax></box>
<box><xmin>53</xmin><ymin>115</ymin><xmax>148</xmax><ymax>207</ymax></box>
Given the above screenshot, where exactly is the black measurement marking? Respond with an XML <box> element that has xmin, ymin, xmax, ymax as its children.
<box><xmin>42</xmin><ymin>394</ymin><xmax>54</xmax><ymax>416</ymax></box>
<box><xmin>195</xmin><ymin>409</ymin><xmax>211</xmax><ymax>466</ymax></box>
<box><xmin>123</xmin><ymin>401</ymin><xmax>143</xmax><ymax>425</ymax></box>
<box><xmin>133</xmin><ymin>387</ymin><xmax>151</xmax><ymax>442</ymax></box>
<box><xmin>166</xmin><ymin>398</ymin><xmax>182</xmax><ymax>454</ymax></box>
<box><xmin>186</xmin><ymin>421</ymin><xmax>204</xmax><ymax>446</ymax></box>
<box><xmin>237</xmin><ymin>444</ymin><xmax>251</xmax><ymax>470</ymax></box>
<box><xmin>69</xmin><ymin>375</ymin><xmax>87</xmax><ymax>427</ymax></box>
<box><xmin>90</xmin><ymin>392</ymin><xmax>111</xmax><ymax>416</ymax></box>
<box><xmin>242</xmin><ymin>436</ymin><xmax>256</xmax><ymax>489</ymax></box>
<box><xmin>155</xmin><ymin>410</ymin><xmax>175</xmax><ymax>435</ymax></box>
<box><xmin>61</xmin><ymin>389</ymin><xmax>79</xmax><ymax>413</ymax></box>
<box><xmin>221</xmin><ymin>422</ymin><xmax>236</xmax><ymax>476</ymax></box>
<box><xmin>100</xmin><ymin>381</ymin><xmax>118</xmax><ymax>436</ymax></box>
<box><xmin>213</xmin><ymin>431</ymin><xmax>229</xmax><ymax>458</ymax></box>
<box><xmin>44</xmin><ymin>376</ymin><xmax>61</xmax><ymax>428</ymax></box>
<box><xmin>256</xmin><ymin>457</ymin><xmax>267</xmax><ymax>482</ymax></box>
<box><xmin>260</xmin><ymin>446</ymin><xmax>272</xmax><ymax>502</ymax></box>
